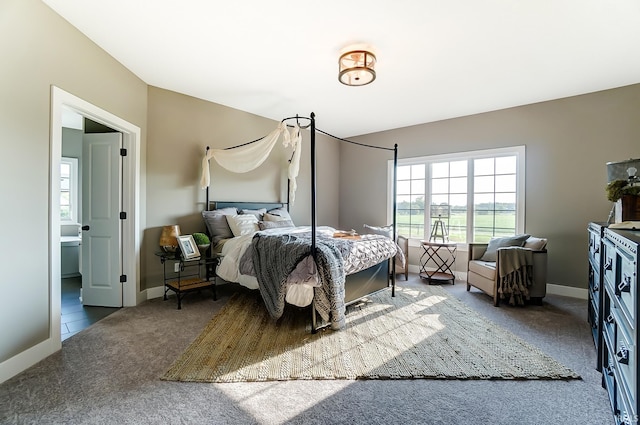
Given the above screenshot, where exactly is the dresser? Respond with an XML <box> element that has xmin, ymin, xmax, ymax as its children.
<box><xmin>590</xmin><ymin>223</ymin><xmax>640</xmax><ymax>425</ymax></box>
<box><xmin>588</xmin><ymin>222</ymin><xmax>606</xmax><ymax>371</ymax></box>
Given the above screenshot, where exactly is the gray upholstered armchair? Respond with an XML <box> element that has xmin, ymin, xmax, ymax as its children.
<box><xmin>395</xmin><ymin>235</ymin><xmax>409</xmax><ymax>280</ymax></box>
<box><xmin>467</xmin><ymin>236</ymin><xmax>547</xmax><ymax>306</ymax></box>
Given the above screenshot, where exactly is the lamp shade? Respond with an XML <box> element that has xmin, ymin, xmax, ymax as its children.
<box><xmin>159</xmin><ymin>225</ymin><xmax>181</xmax><ymax>252</ymax></box>
<box><xmin>607</xmin><ymin>158</ymin><xmax>640</xmax><ymax>183</ymax></box>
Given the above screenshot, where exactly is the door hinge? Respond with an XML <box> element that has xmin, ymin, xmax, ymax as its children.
<box><xmin>120</xmin><ymin>148</ymin><xmax>127</xmax><ymax>156</ymax></box>
<box><xmin>120</xmin><ymin>274</ymin><xmax>127</xmax><ymax>283</ymax></box>
<box><xmin>120</xmin><ymin>211</ymin><xmax>127</xmax><ymax>220</ymax></box>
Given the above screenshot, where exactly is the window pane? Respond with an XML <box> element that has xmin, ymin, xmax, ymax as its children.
<box><xmin>474</xmin><ymin>175</ymin><xmax>494</xmax><ymax>192</ymax></box>
<box><xmin>411</xmin><ymin>164</ymin><xmax>425</xmax><ymax>179</ymax></box>
<box><xmin>431</xmin><ymin>194</ymin><xmax>449</xmax><ymax>205</ymax></box>
<box><xmin>431</xmin><ymin>162</ymin><xmax>449</xmax><ymax>178</ymax></box>
<box><xmin>60</xmin><ymin>206</ymin><xmax>71</xmax><ymax>220</ymax></box>
<box><xmin>397</xmin><ymin>181</ymin><xmax>411</xmax><ymax>195</ymax></box>
<box><xmin>496</xmin><ymin>156</ymin><xmax>516</xmax><ymax>174</ymax></box>
<box><xmin>495</xmin><ymin>193</ymin><xmax>515</xmax><ymax>207</ymax></box>
<box><xmin>495</xmin><ymin>211</ymin><xmax>516</xmax><ymax>234</ymax></box>
<box><xmin>495</xmin><ymin>175</ymin><xmax>515</xmax><ymax>192</ymax></box>
<box><xmin>61</xmin><ymin>177</ymin><xmax>70</xmax><ymax>191</ymax></box>
<box><xmin>397</xmin><ymin>195</ymin><xmax>411</xmax><ymax>207</ymax></box>
<box><xmin>410</xmin><ymin>195</ymin><xmax>425</xmax><ymax>210</ymax></box>
<box><xmin>450</xmin><ymin>194</ymin><xmax>467</xmax><ymax>208</ymax></box>
<box><xmin>60</xmin><ymin>163</ymin><xmax>70</xmax><ymax>178</ymax></box>
<box><xmin>411</xmin><ymin>180</ymin><xmax>425</xmax><ymax>194</ymax></box>
<box><xmin>450</xmin><ymin>177</ymin><xmax>467</xmax><ymax>193</ymax></box>
<box><xmin>397</xmin><ymin>165</ymin><xmax>411</xmax><ymax>180</ymax></box>
<box><xmin>431</xmin><ymin>178</ymin><xmax>448</xmax><ymax>194</ymax></box>
<box><xmin>474</xmin><ymin>158</ymin><xmax>494</xmax><ymax>175</ymax></box>
<box><xmin>450</xmin><ymin>160</ymin><xmax>467</xmax><ymax>177</ymax></box>
<box><xmin>60</xmin><ymin>192</ymin><xmax>70</xmax><ymax>206</ymax></box>
<box><xmin>474</xmin><ymin>193</ymin><xmax>494</xmax><ymax>210</ymax></box>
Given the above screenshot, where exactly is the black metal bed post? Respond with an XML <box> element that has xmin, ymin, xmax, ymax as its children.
<box><xmin>392</xmin><ymin>143</ymin><xmax>398</xmax><ymax>297</ymax></box>
<box><xmin>205</xmin><ymin>146</ymin><xmax>210</xmax><ymax>209</ymax></box>
<box><xmin>310</xmin><ymin>112</ymin><xmax>317</xmax><ymax>256</ymax></box>
<box><xmin>310</xmin><ymin>112</ymin><xmax>319</xmax><ymax>333</ymax></box>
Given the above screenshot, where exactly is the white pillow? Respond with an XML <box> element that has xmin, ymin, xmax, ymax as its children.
<box><xmin>524</xmin><ymin>236</ymin><xmax>547</xmax><ymax>251</ymax></box>
<box><xmin>226</xmin><ymin>214</ymin><xmax>259</xmax><ymax>237</ymax></box>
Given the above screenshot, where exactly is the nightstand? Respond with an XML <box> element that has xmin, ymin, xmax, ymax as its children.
<box><xmin>155</xmin><ymin>251</ymin><xmax>221</xmax><ymax>309</ymax></box>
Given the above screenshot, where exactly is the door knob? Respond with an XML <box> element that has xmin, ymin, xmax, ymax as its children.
<box><xmin>81</xmin><ymin>225</ymin><xmax>90</xmax><ymax>231</ymax></box>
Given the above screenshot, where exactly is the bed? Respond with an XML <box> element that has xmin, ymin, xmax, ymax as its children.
<box><xmin>200</xmin><ymin>114</ymin><xmax>399</xmax><ymax>332</ymax></box>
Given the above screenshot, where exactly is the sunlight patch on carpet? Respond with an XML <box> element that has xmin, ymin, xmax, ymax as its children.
<box><xmin>162</xmin><ymin>286</ymin><xmax>580</xmax><ymax>382</ymax></box>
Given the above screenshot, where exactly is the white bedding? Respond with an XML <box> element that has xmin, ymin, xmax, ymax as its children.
<box><xmin>217</xmin><ymin>226</ymin><xmax>336</xmax><ymax>306</ymax></box>
<box><xmin>216</xmin><ymin>225</ymin><xmax>399</xmax><ymax>308</ymax></box>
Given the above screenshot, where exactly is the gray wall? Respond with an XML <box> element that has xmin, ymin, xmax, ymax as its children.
<box><xmin>0</xmin><ymin>0</ymin><xmax>148</xmax><ymax>363</ymax></box>
<box><xmin>144</xmin><ymin>87</ymin><xmax>340</xmax><ymax>289</ymax></box>
<box><xmin>340</xmin><ymin>84</ymin><xmax>640</xmax><ymax>289</ymax></box>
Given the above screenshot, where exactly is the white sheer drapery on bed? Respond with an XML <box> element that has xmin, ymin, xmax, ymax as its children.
<box><xmin>200</xmin><ymin>122</ymin><xmax>302</xmax><ymax>204</ymax></box>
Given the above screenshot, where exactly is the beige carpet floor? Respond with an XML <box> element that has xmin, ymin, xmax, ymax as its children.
<box><xmin>162</xmin><ymin>286</ymin><xmax>580</xmax><ymax>382</ymax></box>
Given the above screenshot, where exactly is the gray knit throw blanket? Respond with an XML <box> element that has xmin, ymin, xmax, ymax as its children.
<box><xmin>251</xmin><ymin>232</ymin><xmax>349</xmax><ymax>330</ymax></box>
<box><xmin>497</xmin><ymin>247</ymin><xmax>534</xmax><ymax>306</ymax></box>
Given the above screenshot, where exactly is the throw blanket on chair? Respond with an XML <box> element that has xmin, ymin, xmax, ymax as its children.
<box><xmin>251</xmin><ymin>232</ymin><xmax>349</xmax><ymax>330</ymax></box>
<box><xmin>497</xmin><ymin>247</ymin><xmax>534</xmax><ymax>306</ymax></box>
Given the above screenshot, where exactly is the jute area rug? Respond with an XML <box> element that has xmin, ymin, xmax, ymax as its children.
<box><xmin>162</xmin><ymin>286</ymin><xmax>580</xmax><ymax>383</ymax></box>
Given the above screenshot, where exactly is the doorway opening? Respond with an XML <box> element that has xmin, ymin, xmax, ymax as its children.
<box><xmin>50</xmin><ymin>86</ymin><xmax>141</xmax><ymax>345</ymax></box>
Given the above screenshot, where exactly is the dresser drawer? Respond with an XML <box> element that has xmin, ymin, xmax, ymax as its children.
<box><xmin>616</xmin><ymin>383</ymin><xmax>637</xmax><ymax>425</ymax></box>
<box><xmin>613</xmin><ymin>307</ymin><xmax>636</xmax><ymax>402</ymax></box>
<box><xmin>603</xmin><ymin>239</ymin><xmax>616</xmax><ymax>288</ymax></box>
<box><xmin>589</xmin><ymin>229</ymin><xmax>602</xmax><ymax>267</ymax></box>
<box><xmin>589</xmin><ymin>261</ymin><xmax>601</xmax><ymax>309</ymax></box>
<box><xmin>603</xmin><ymin>335</ymin><xmax>618</xmax><ymax>412</ymax></box>
<box><xmin>615</xmin><ymin>247</ymin><xmax>637</xmax><ymax>327</ymax></box>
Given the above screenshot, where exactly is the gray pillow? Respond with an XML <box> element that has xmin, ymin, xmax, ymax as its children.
<box><xmin>258</xmin><ymin>219</ymin><xmax>295</xmax><ymax>230</ymax></box>
<box><xmin>480</xmin><ymin>234</ymin><xmax>530</xmax><ymax>262</ymax></box>
<box><xmin>202</xmin><ymin>208</ymin><xmax>237</xmax><ymax>242</ymax></box>
<box><xmin>240</xmin><ymin>208</ymin><xmax>266</xmax><ymax>220</ymax></box>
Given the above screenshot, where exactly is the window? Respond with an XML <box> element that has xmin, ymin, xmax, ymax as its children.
<box><xmin>391</xmin><ymin>146</ymin><xmax>525</xmax><ymax>244</ymax></box>
<box><xmin>60</xmin><ymin>157</ymin><xmax>79</xmax><ymax>223</ymax></box>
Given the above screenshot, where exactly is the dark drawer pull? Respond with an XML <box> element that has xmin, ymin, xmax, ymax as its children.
<box><xmin>594</xmin><ymin>245</ymin><xmax>600</xmax><ymax>254</ymax></box>
<box><xmin>604</xmin><ymin>258</ymin><xmax>613</xmax><ymax>271</ymax></box>
<box><xmin>605</xmin><ymin>364</ymin><xmax>615</xmax><ymax>376</ymax></box>
<box><xmin>618</xmin><ymin>276</ymin><xmax>631</xmax><ymax>293</ymax></box>
<box><xmin>616</xmin><ymin>343</ymin><xmax>629</xmax><ymax>365</ymax></box>
<box><xmin>606</xmin><ymin>314</ymin><xmax>615</xmax><ymax>325</ymax></box>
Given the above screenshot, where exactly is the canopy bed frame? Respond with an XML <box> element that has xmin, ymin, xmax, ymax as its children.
<box><xmin>202</xmin><ymin>113</ymin><xmax>398</xmax><ymax>332</ymax></box>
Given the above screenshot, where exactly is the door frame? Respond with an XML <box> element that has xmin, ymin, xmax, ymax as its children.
<box><xmin>50</xmin><ymin>86</ymin><xmax>140</xmax><ymax>344</ymax></box>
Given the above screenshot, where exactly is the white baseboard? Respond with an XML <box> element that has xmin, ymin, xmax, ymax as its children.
<box><xmin>146</xmin><ymin>286</ymin><xmax>165</xmax><ymax>300</ymax></box>
<box><xmin>0</xmin><ymin>337</ymin><xmax>60</xmax><ymax>385</ymax></box>
<box><xmin>546</xmin><ymin>283</ymin><xmax>588</xmax><ymax>300</ymax></box>
<box><xmin>407</xmin><ymin>266</ymin><xmax>588</xmax><ymax>299</ymax></box>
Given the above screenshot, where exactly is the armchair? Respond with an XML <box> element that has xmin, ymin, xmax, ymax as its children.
<box><xmin>395</xmin><ymin>235</ymin><xmax>409</xmax><ymax>280</ymax></box>
<box><xmin>467</xmin><ymin>236</ymin><xmax>547</xmax><ymax>306</ymax></box>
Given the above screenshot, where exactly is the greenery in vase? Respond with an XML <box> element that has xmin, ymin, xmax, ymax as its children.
<box><xmin>192</xmin><ymin>232</ymin><xmax>210</xmax><ymax>246</ymax></box>
<box><xmin>606</xmin><ymin>179</ymin><xmax>640</xmax><ymax>202</ymax></box>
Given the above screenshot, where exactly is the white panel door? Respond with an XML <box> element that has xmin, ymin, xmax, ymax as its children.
<box><xmin>81</xmin><ymin>133</ymin><xmax>122</xmax><ymax>307</ymax></box>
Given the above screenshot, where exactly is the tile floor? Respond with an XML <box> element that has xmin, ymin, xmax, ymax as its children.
<box><xmin>61</xmin><ymin>277</ymin><xmax>120</xmax><ymax>341</ymax></box>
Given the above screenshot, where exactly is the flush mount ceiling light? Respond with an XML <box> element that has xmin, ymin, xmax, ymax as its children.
<box><xmin>338</xmin><ymin>50</ymin><xmax>376</xmax><ymax>86</ymax></box>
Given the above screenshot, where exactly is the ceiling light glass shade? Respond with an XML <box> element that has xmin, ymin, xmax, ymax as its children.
<box><xmin>338</xmin><ymin>50</ymin><xmax>376</xmax><ymax>86</ymax></box>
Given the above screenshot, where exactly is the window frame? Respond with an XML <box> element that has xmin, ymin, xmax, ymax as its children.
<box><xmin>60</xmin><ymin>156</ymin><xmax>79</xmax><ymax>224</ymax></box>
<box><xmin>388</xmin><ymin>146</ymin><xmax>526</xmax><ymax>245</ymax></box>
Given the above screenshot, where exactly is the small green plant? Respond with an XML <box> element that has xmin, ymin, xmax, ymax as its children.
<box><xmin>192</xmin><ymin>232</ymin><xmax>210</xmax><ymax>246</ymax></box>
<box><xmin>606</xmin><ymin>179</ymin><xmax>640</xmax><ymax>202</ymax></box>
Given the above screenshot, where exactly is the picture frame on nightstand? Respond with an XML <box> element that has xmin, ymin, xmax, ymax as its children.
<box><xmin>177</xmin><ymin>234</ymin><xmax>200</xmax><ymax>260</ymax></box>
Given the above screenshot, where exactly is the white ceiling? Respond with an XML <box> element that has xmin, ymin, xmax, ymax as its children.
<box><xmin>43</xmin><ymin>0</ymin><xmax>640</xmax><ymax>137</ymax></box>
